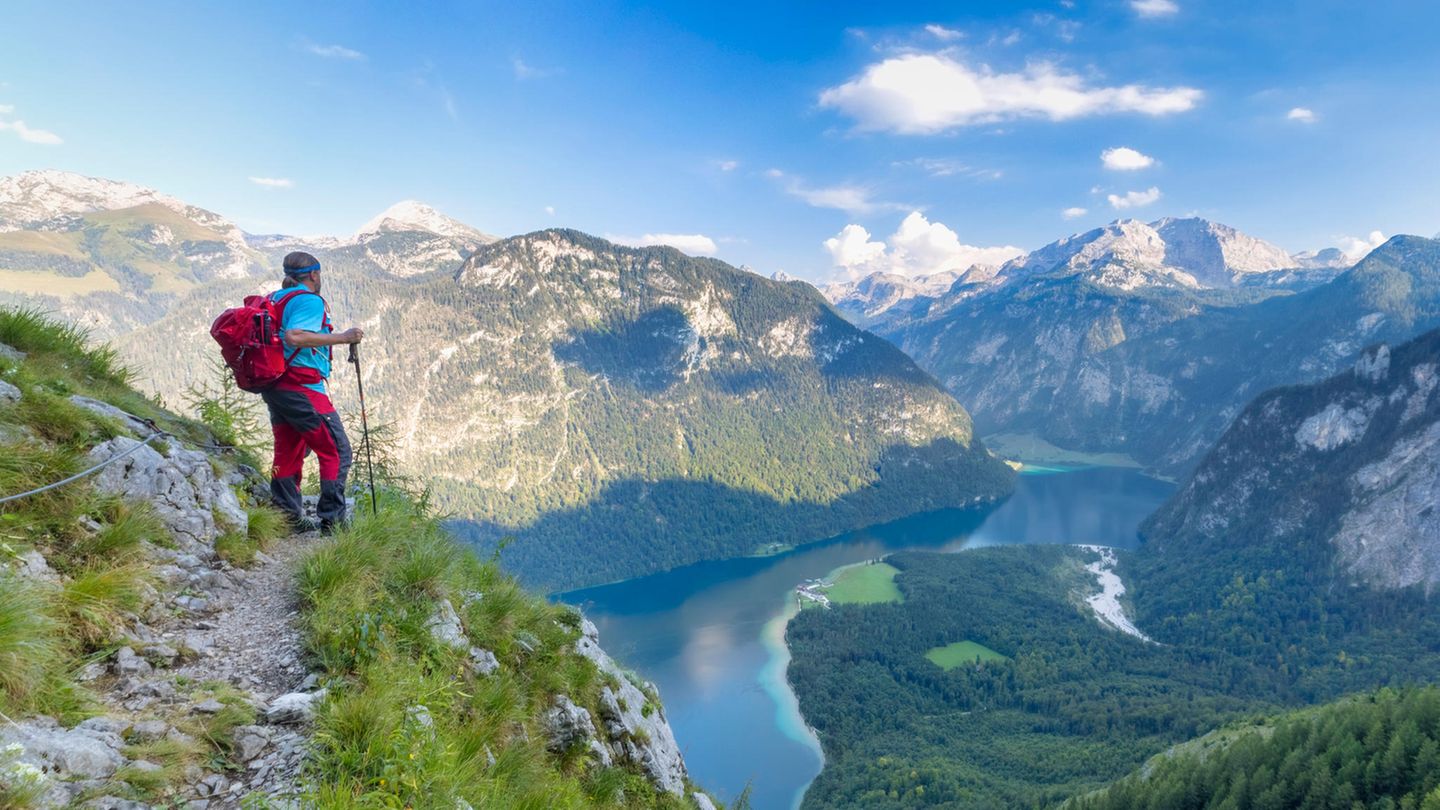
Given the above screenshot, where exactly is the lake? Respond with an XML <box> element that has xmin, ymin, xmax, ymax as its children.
<box><xmin>557</xmin><ymin>466</ymin><xmax>1174</xmax><ymax>810</ymax></box>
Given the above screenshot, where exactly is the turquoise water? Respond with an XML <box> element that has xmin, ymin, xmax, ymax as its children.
<box><xmin>557</xmin><ymin>467</ymin><xmax>1173</xmax><ymax>810</ymax></box>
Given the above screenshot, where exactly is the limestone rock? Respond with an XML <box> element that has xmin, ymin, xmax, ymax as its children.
<box><xmin>232</xmin><ymin>725</ymin><xmax>272</xmax><ymax>762</ymax></box>
<box><xmin>264</xmin><ymin>689</ymin><xmax>326</xmax><ymax>724</ymax></box>
<box><xmin>68</xmin><ymin>395</ymin><xmax>151</xmax><ymax>436</ymax></box>
<box><xmin>544</xmin><ymin>695</ymin><xmax>602</xmax><ymax>759</ymax></box>
<box><xmin>426</xmin><ymin>599</ymin><xmax>468</xmax><ymax>650</ymax></box>
<box><xmin>11</xmin><ymin>548</ymin><xmax>61</xmax><ymax>584</ymax></box>
<box><xmin>575</xmin><ymin>618</ymin><xmax>688</xmax><ymax>794</ymax></box>
<box><xmin>0</xmin><ymin>340</ymin><xmax>26</xmax><ymax>363</ymax></box>
<box><xmin>0</xmin><ymin>716</ymin><xmax>128</xmax><ymax>780</ymax></box>
<box><xmin>113</xmin><ymin>646</ymin><xmax>152</xmax><ymax>676</ymax></box>
<box><xmin>0</xmin><ymin>377</ymin><xmax>19</xmax><ymax>404</ymax></box>
<box><xmin>692</xmin><ymin>793</ymin><xmax>718</xmax><ymax>810</ymax></box>
<box><xmin>88</xmin><ymin>437</ymin><xmax>247</xmax><ymax>549</ymax></box>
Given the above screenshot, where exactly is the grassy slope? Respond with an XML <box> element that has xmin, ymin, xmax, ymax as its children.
<box><xmin>0</xmin><ymin>307</ymin><xmax>717</xmax><ymax>809</ymax></box>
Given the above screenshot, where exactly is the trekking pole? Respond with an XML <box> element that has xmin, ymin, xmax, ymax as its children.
<box><xmin>348</xmin><ymin>342</ymin><xmax>379</xmax><ymax>516</ymax></box>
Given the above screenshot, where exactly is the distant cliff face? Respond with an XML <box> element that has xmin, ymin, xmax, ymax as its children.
<box><xmin>1144</xmin><ymin>327</ymin><xmax>1440</xmax><ymax>591</ymax></box>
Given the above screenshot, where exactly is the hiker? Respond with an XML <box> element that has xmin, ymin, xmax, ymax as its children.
<box><xmin>262</xmin><ymin>251</ymin><xmax>364</xmax><ymax>533</ymax></box>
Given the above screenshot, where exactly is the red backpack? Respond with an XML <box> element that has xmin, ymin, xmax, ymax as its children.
<box><xmin>210</xmin><ymin>289</ymin><xmax>315</xmax><ymax>392</ymax></box>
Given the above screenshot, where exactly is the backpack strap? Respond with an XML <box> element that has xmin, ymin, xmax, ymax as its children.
<box><xmin>272</xmin><ymin>289</ymin><xmax>323</xmax><ymax>366</ymax></box>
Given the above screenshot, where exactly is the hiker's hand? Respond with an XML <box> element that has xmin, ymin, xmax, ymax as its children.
<box><xmin>338</xmin><ymin>327</ymin><xmax>364</xmax><ymax>344</ymax></box>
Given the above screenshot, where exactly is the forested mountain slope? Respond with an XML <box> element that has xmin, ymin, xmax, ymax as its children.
<box><xmin>117</xmin><ymin>229</ymin><xmax>1014</xmax><ymax>590</ymax></box>
<box><xmin>1067</xmin><ymin>687</ymin><xmax>1440</xmax><ymax>809</ymax></box>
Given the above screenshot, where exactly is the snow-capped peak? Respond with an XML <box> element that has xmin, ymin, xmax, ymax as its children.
<box><xmin>355</xmin><ymin>200</ymin><xmax>490</xmax><ymax>243</ymax></box>
<box><xmin>999</xmin><ymin>216</ymin><xmax>1297</xmax><ymax>291</ymax></box>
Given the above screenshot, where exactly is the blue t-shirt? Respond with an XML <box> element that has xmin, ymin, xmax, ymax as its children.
<box><xmin>271</xmin><ymin>289</ymin><xmax>331</xmax><ymax>393</ymax></box>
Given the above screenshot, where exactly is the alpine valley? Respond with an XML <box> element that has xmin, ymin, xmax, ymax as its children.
<box><xmin>5</xmin><ymin>168</ymin><xmax>1440</xmax><ymax>810</ymax></box>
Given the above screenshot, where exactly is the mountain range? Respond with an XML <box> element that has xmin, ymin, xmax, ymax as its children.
<box><xmin>826</xmin><ymin>216</ymin><xmax>1437</xmax><ymax>474</ymax></box>
<box><xmin>0</xmin><ymin>170</ymin><xmax>1012</xmax><ymax>590</ymax></box>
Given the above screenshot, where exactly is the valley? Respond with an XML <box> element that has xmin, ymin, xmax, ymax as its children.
<box><xmin>3</xmin><ymin>168</ymin><xmax>1439</xmax><ymax>809</ymax></box>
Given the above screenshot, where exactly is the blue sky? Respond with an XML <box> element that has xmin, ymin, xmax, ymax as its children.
<box><xmin>2</xmin><ymin>0</ymin><xmax>1438</xmax><ymax>280</ymax></box>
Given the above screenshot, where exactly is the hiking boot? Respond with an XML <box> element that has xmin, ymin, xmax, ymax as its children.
<box><xmin>289</xmin><ymin>516</ymin><xmax>321</xmax><ymax>534</ymax></box>
<box><xmin>319</xmin><ymin>519</ymin><xmax>348</xmax><ymax>537</ymax></box>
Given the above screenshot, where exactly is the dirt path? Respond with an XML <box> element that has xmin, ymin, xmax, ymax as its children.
<box><xmin>94</xmin><ymin>530</ymin><xmax>323</xmax><ymax>808</ymax></box>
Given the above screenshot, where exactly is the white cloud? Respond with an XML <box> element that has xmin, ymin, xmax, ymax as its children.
<box><xmin>0</xmin><ymin>104</ymin><xmax>12</xmax><ymax>114</ymax></box>
<box><xmin>1107</xmin><ymin>187</ymin><xmax>1162</xmax><ymax>209</ymax></box>
<box><xmin>513</xmin><ymin>58</ymin><xmax>562</xmax><ymax>80</ymax></box>
<box><xmin>716</xmin><ymin>159</ymin><xmax>740</xmax><ymax>172</ymax></box>
<box><xmin>248</xmin><ymin>176</ymin><xmax>294</xmax><ymax>188</ymax></box>
<box><xmin>769</xmin><ymin>170</ymin><xmax>905</xmax><ymax>215</ymax></box>
<box><xmin>1101</xmin><ymin>146</ymin><xmax>1155</xmax><ymax>171</ymax></box>
<box><xmin>1131</xmin><ymin>0</ymin><xmax>1180</xmax><ymax>17</ymax></box>
<box><xmin>818</xmin><ymin>54</ymin><xmax>1202</xmax><ymax>134</ymax></box>
<box><xmin>1339</xmin><ymin>230</ymin><xmax>1386</xmax><ymax>260</ymax></box>
<box><xmin>825</xmin><ymin>212</ymin><xmax>1024</xmax><ymax>279</ymax></box>
<box><xmin>1287</xmin><ymin>107</ymin><xmax>1317</xmax><ymax>123</ymax></box>
<box><xmin>924</xmin><ymin>24</ymin><xmax>964</xmax><ymax>41</ymax></box>
<box><xmin>824</xmin><ymin>224</ymin><xmax>889</xmax><ymax>270</ymax></box>
<box><xmin>0</xmin><ymin>118</ymin><xmax>62</xmax><ymax>145</ymax></box>
<box><xmin>308</xmin><ymin>43</ymin><xmax>365</xmax><ymax>60</ymax></box>
<box><xmin>544</xmin><ymin>205</ymin><xmax>556</xmax><ymax>216</ymax></box>
<box><xmin>893</xmin><ymin>157</ymin><xmax>1002</xmax><ymax>180</ymax></box>
<box><xmin>612</xmin><ymin>233</ymin><xmax>718</xmax><ymax>256</ymax></box>
<box><xmin>1062</xmin><ymin>207</ymin><xmax>1088</xmax><ymax>219</ymax></box>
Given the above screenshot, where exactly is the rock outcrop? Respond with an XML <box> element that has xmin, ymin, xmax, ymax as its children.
<box><xmin>572</xmin><ymin>619</ymin><xmax>689</xmax><ymax>795</ymax></box>
<box><xmin>1144</xmin><ymin>327</ymin><xmax>1440</xmax><ymax>590</ymax></box>
<box><xmin>89</xmin><ymin>436</ymin><xmax>247</xmax><ymax>548</ymax></box>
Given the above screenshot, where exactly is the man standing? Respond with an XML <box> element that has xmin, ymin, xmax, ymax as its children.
<box><xmin>262</xmin><ymin>251</ymin><xmax>364</xmax><ymax>533</ymax></box>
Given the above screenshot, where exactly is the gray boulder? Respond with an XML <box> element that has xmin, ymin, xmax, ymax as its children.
<box><xmin>0</xmin><ymin>340</ymin><xmax>25</xmax><ymax>364</ymax></box>
<box><xmin>543</xmin><ymin>695</ymin><xmax>611</xmax><ymax>766</ymax></box>
<box><xmin>0</xmin><ymin>378</ymin><xmax>19</xmax><ymax>404</ymax></box>
<box><xmin>0</xmin><ymin>716</ymin><xmax>128</xmax><ymax>780</ymax></box>
<box><xmin>264</xmin><ymin>689</ymin><xmax>327</xmax><ymax>725</ymax></box>
<box><xmin>88</xmin><ymin>437</ymin><xmax>247</xmax><ymax>549</ymax></box>
<box><xmin>427</xmin><ymin>598</ymin><xmax>500</xmax><ymax>675</ymax></box>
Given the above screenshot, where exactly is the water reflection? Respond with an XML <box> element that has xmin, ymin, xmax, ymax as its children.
<box><xmin>557</xmin><ymin>467</ymin><xmax>1172</xmax><ymax>810</ymax></box>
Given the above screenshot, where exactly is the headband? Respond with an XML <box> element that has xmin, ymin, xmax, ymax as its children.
<box><xmin>285</xmin><ymin>262</ymin><xmax>321</xmax><ymax>276</ymax></box>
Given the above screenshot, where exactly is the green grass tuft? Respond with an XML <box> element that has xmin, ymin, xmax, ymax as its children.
<box><xmin>0</xmin><ymin>574</ymin><xmax>64</xmax><ymax>711</ymax></box>
<box><xmin>54</xmin><ymin>563</ymin><xmax>148</xmax><ymax>649</ymax></box>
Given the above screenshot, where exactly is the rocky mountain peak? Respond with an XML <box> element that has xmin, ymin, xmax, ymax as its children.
<box><xmin>999</xmin><ymin>216</ymin><xmax>1296</xmax><ymax>291</ymax></box>
<box><xmin>354</xmin><ymin>200</ymin><xmax>494</xmax><ymax>244</ymax></box>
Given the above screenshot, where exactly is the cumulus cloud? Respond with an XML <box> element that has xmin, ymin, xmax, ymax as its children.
<box><xmin>1101</xmin><ymin>146</ymin><xmax>1155</xmax><ymax>170</ymax></box>
<box><xmin>825</xmin><ymin>212</ymin><xmax>1024</xmax><ymax>279</ymax></box>
<box><xmin>1131</xmin><ymin>0</ymin><xmax>1180</xmax><ymax>17</ymax></box>
<box><xmin>248</xmin><ymin>176</ymin><xmax>294</xmax><ymax>188</ymax></box>
<box><xmin>1107</xmin><ymin>187</ymin><xmax>1162</xmax><ymax>209</ymax></box>
<box><xmin>0</xmin><ymin>118</ymin><xmax>62</xmax><ymax>145</ymax></box>
<box><xmin>769</xmin><ymin>169</ymin><xmax>906</xmax><ymax>215</ymax></box>
<box><xmin>308</xmin><ymin>43</ymin><xmax>365</xmax><ymax>60</ymax></box>
<box><xmin>1062</xmin><ymin>207</ymin><xmax>1088</xmax><ymax>219</ymax></box>
<box><xmin>544</xmin><ymin>205</ymin><xmax>556</xmax><ymax>216</ymax></box>
<box><xmin>925</xmin><ymin>24</ymin><xmax>964</xmax><ymax>41</ymax></box>
<box><xmin>1339</xmin><ymin>230</ymin><xmax>1386</xmax><ymax>260</ymax></box>
<box><xmin>1287</xmin><ymin>107</ymin><xmax>1317</xmax><ymax>123</ymax></box>
<box><xmin>716</xmin><ymin>159</ymin><xmax>740</xmax><ymax>172</ymax></box>
<box><xmin>819</xmin><ymin>54</ymin><xmax>1202</xmax><ymax>134</ymax></box>
<box><xmin>611</xmin><ymin>233</ymin><xmax>718</xmax><ymax>256</ymax></box>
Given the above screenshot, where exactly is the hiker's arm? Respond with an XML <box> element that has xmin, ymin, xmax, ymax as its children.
<box><xmin>284</xmin><ymin>327</ymin><xmax>364</xmax><ymax>347</ymax></box>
